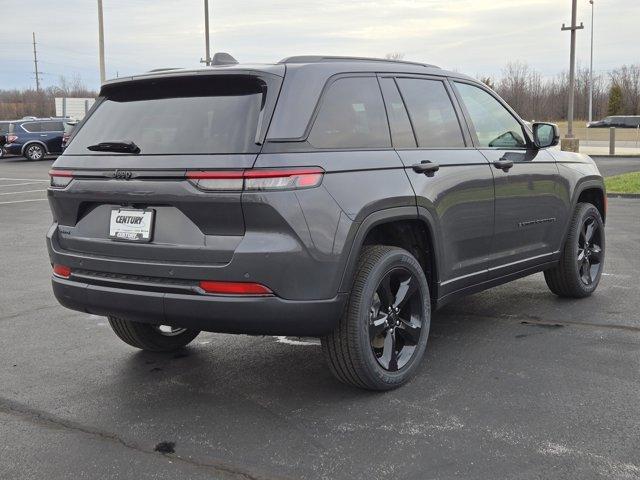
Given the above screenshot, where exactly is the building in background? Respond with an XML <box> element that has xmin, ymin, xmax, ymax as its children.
<box><xmin>55</xmin><ymin>97</ymin><xmax>95</xmax><ymax>119</ymax></box>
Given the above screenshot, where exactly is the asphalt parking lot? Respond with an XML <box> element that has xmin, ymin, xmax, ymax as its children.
<box><xmin>1</xmin><ymin>156</ymin><xmax>639</xmax><ymax>480</ymax></box>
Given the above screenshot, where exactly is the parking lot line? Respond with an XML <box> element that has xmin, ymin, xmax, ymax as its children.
<box><xmin>0</xmin><ymin>189</ymin><xmax>47</xmax><ymax>196</ymax></box>
<box><xmin>0</xmin><ymin>177</ymin><xmax>48</xmax><ymax>182</ymax></box>
<box><xmin>0</xmin><ymin>198</ymin><xmax>48</xmax><ymax>205</ymax></box>
<box><xmin>0</xmin><ymin>181</ymin><xmax>48</xmax><ymax>188</ymax></box>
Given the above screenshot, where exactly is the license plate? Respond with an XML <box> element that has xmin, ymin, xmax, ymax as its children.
<box><xmin>109</xmin><ymin>208</ymin><xmax>154</xmax><ymax>242</ymax></box>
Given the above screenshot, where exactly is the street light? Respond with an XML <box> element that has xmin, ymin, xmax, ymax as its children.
<box><xmin>588</xmin><ymin>0</ymin><xmax>594</xmax><ymax>124</ymax></box>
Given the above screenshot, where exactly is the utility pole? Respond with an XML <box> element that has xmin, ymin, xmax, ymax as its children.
<box><xmin>32</xmin><ymin>32</ymin><xmax>40</xmax><ymax>91</ymax></box>
<box><xmin>561</xmin><ymin>0</ymin><xmax>584</xmax><ymax>151</ymax></box>
<box><xmin>200</xmin><ymin>0</ymin><xmax>212</xmax><ymax>66</ymax></box>
<box><xmin>97</xmin><ymin>0</ymin><xmax>106</xmax><ymax>84</ymax></box>
<box><xmin>588</xmin><ymin>0</ymin><xmax>595</xmax><ymax>124</ymax></box>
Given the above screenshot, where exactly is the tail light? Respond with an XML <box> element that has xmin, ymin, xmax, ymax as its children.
<box><xmin>187</xmin><ymin>167</ymin><xmax>324</xmax><ymax>192</ymax></box>
<box><xmin>198</xmin><ymin>280</ymin><xmax>272</xmax><ymax>295</ymax></box>
<box><xmin>6</xmin><ymin>135</ymin><xmax>18</xmax><ymax>143</ymax></box>
<box><xmin>49</xmin><ymin>169</ymin><xmax>74</xmax><ymax>188</ymax></box>
<box><xmin>244</xmin><ymin>168</ymin><xmax>324</xmax><ymax>190</ymax></box>
<box><xmin>53</xmin><ymin>264</ymin><xmax>71</xmax><ymax>279</ymax></box>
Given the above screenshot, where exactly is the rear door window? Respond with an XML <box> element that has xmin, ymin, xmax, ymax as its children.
<box><xmin>66</xmin><ymin>75</ymin><xmax>268</xmax><ymax>155</ymax></box>
<box><xmin>455</xmin><ymin>82</ymin><xmax>526</xmax><ymax>148</ymax></box>
<box><xmin>396</xmin><ymin>78</ymin><xmax>465</xmax><ymax>148</ymax></box>
<box><xmin>379</xmin><ymin>77</ymin><xmax>416</xmax><ymax>149</ymax></box>
<box><xmin>308</xmin><ymin>77</ymin><xmax>390</xmax><ymax>149</ymax></box>
<box><xmin>41</xmin><ymin>121</ymin><xmax>64</xmax><ymax>132</ymax></box>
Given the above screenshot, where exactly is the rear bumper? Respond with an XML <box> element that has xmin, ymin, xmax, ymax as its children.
<box><xmin>52</xmin><ymin>276</ymin><xmax>346</xmax><ymax>336</ymax></box>
<box><xmin>4</xmin><ymin>143</ymin><xmax>22</xmax><ymax>155</ymax></box>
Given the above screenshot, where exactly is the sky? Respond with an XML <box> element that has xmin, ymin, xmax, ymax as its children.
<box><xmin>1</xmin><ymin>0</ymin><xmax>638</xmax><ymax>90</ymax></box>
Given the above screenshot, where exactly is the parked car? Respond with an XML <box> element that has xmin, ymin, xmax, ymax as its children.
<box><xmin>587</xmin><ymin>115</ymin><xmax>640</xmax><ymax>128</ymax></box>
<box><xmin>61</xmin><ymin>119</ymin><xmax>79</xmax><ymax>150</ymax></box>
<box><xmin>4</xmin><ymin>117</ymin><xmax>68</xmax><ymax>160</ymax></box>
<box><xmin>47</xmin><ymin>55</ymin><xmax>606</xmax><ymax>390</ymax></box>
<box><xmin>0</xmin><ymin>120</ymin><xmax>14</xmax><ymax>158</ymax></box>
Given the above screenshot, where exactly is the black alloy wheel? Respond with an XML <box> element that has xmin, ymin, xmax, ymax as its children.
<box><xmin>369</xmin><ymin>267</ymin><xmax>424</xmax><ymax>371</ymax></box>
<box><xmin>577</xmin><ymin>216</ymin><xmax>603</xmax><ymax>285</ymax></box>
<box><xmin>322</xmin><ymin>245</ymin><xmax>431</xmax><ymax>390</ymax></box>
<box><xmin>544</xmin><ymin>202</ymin><xmax>605</xmax><ymax>298</ymax></box>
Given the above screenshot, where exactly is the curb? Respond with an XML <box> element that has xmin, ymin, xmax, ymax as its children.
<box><xmin>607</xmin><ymin>193</ymin><xmax>640</xmax><ymax>199</ymax></box>
<box><xmin>589</xmin><ymin>155</ymin><xmax>640</xmax><ymax>159</ymax></box>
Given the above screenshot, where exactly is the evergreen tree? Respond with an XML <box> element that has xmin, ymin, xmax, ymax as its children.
<box><xmin>608</xmin><ymin>84</ymin><xmax>623</xmax><ymax>116</ymax></box>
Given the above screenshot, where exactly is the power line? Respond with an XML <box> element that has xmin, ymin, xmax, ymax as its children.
<box><xmin>32</xmin><ymin>32</ymin><xmax>41</xmax><ymax>91</ymax></box>
<box><xmin>561</xmin><ymin>0</ymin><xmax>584</xmax><ymax>139</ymax></box>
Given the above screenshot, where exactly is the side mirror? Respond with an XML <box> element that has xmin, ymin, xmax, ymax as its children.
<box><xmin>532</xmin><ymin>122</ymin><xmax>560</xmax><ymax>148</ymax></box>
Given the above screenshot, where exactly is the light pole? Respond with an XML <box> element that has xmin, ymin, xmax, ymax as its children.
<box><xmin>201</xmin><ymin>0</ymin><xmax>212</xmax><ymax>66</ymax></box>
<box><xmin>561</xmin><ymin>0</ymin><xmax>584</xmax><ymax>151</ymax></box>
<box><xmin>588</xmin><ymin>0</ymin><xmax>594</xmax><ymax>124</ymax></box>
<box><xmin>98</xmin><ymin>0</ymin><xmax>106</xmax><ymax>84</ymax></box>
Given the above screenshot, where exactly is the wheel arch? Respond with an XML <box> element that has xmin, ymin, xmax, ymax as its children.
<box><xmin>571</xmin><ymin>179</ymin><xmax>606</xmax><ymax>223</ymax></box>
<box><xmin>558</xmin><ymin>179</ymin><xmax>606</xmax><ymax>253</ymax></box>
<box><xmin>21</xmin><ymin>140</ymin><xmax>48</xmax><ymax>156</ymax></box>
<box><xmin>338</xmin><ymin>207</ymin><xmax>442</xmax><ymax>302</ymax></box>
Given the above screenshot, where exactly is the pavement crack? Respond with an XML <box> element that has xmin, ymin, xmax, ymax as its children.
<box><xmin>444</xmin><ymin>311</ymin><xmax>640</xmax><ymax>333</ymax></box>
<box><xmin>0</xmin><ymin>396</ymin><xmax>287</xmax><ymax>480</ymax></box>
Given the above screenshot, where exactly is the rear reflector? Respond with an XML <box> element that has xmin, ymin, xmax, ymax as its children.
<box><xmin>186</xmin><ymin>167</ymin><xmax>324</xmax><ymax>191</ymax></box>
<box><xmin>186</xmin><ymin>170</ymin><xmax>244</xmax><ymax>191</ymax></box>
<box><xmin>198</xmin><ymin>280</ymin><xmax>273</xmax><ymax>295</ymax></box>
<box><xmin>53</xmin><ymin>264</ymin><xmax>71</xmax><ymax>279</ymax></box>
<box><xmin>49</xmin><ymin>170</ymin><xmax>74</xmax><ymax>188</ymax></box>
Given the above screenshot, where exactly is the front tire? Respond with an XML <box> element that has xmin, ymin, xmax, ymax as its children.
<box><xmin>108</xmin><ymin>316</ymin><xmax>200</xmax><ymax>352</ymax></box>
<box><xmin>322</xmin><ymin>246</ymin><xmax>431</xmax><ymax>391</ymax></box>
<box><xmin>544</xmin><ymin>202</ymin><xmax>605</xmax><ymax>298</ymax></box>
<box><xmin>24</xmin><ymin>143</ymin><xmax>45</xmax><ymax>161</ymax></box>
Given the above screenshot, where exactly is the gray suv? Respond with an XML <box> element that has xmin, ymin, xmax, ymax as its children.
<box><xmin>47</xmin><ymin>55</ymin><xmax>606</xmax><ymax>390</ymax></box>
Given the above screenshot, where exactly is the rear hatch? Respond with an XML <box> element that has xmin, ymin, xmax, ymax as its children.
<box><xmin>49</xmin><ymin>70</ymin><xmax>283</xmax><ymax>266</ymax></box>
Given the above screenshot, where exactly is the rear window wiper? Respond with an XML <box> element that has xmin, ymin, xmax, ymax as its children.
<box><xmin>87</xmin><ymin>141</ymin><xmax>140</xmax><ymax>154</ymax></box>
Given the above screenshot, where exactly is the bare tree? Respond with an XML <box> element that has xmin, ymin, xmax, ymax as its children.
<box><xmin>385</xmin><ymin>52</ymin><xmax>405</xmax><ymax>61</ymax></box>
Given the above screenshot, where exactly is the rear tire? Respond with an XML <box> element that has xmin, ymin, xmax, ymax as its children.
<box><xmin>544</xmin><ymin>202</ymin><xmax>605</xmax><ymax>298</ymax></box>
<box><xmin>321</xmin><ymin>245</ymin><xmax>431</xmax><ymax>391</ymax></box>
<box><xmin>107</xmin><ymin>316</ymin><xmax>200</xmax><ymax>352</ymax></box>
<box><xmin>24</xmin><ymin>143</ymin><xmax>45</xmax><ymax>161</ymax></box>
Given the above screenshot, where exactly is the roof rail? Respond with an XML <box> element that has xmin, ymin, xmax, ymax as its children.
<box><xmin>278</xmin><ymin>55</ymin><xmax>440</xmax><ymax>69</ymax></box>
<box><xmin>147</xmin><ymin>67</ymin><xmax>181</xmax><ymax>73</ymax></box>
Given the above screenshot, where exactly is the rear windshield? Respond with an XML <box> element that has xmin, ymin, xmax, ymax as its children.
<box><xmin>65</xmin><ymin>75</ymin><xmax>266</xmax><ymax>155</ymax></box>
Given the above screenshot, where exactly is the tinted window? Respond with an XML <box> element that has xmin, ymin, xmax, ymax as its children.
<box><xmin>0</xmin><ymin>123</ymin><xmax>9</xmax><ymax>134</ymax></box>
<box><xmin>396</xmin><ymin>78</ymin><xmax>465</xmax><ymax>148</ymax></box>
<box><xmin>455</xmin><ymin>82</ymin><xmax>526</xmax><ymax>148</ymax></box>
<box><xmin>308</xmin><ymin>77</ymin><xmax>390</xmax><ymax>149</ymax></box>
<box><xmin>21</xmin><ymin>122</ymin><xmax>41</xmax><ymax>133</ymax></box>
<box><xmin>41</xmin><ymin>121</ymin><xmax>64</xmax><ymax>132</ymax></box>
<box><xmin>66</xmin><ymin>76</ymin><xmax>266</xmax><ymax>155</ymax></box>
<box><xmin>379</xmin><ymin>78</ymin><xmax>416</xmax><ymax>148</ymax></box>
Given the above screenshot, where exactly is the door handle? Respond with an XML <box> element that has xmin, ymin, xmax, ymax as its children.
<box><xmin>411</xmin><ymin>161</ymin><xmax>440</xmax><ymax>177</ymax></box>
<box><xmin>493</xmin><ymin>158</ymin><xmax>514</xmax><ymax>171</ymax></box>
